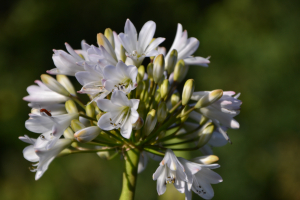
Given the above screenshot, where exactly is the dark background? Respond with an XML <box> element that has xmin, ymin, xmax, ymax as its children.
<box><xmin>0</xmin><ymin>0</ymin><xmax>299</xmax><ymax>199</ymax></box>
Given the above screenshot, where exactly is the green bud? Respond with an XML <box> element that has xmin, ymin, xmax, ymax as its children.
<box><xmin>153</xmin><ymin>54</ymin><xmax>165</xmax><ymax>84</ymax></box>
<box><xmin>97</xmin><ymin>151</ymin><xmax>110</xmax><ymax>159</ymax></box>
<box><xmin>157</xmin><ymin>102</ymin><xmax>167</xmax><ymax>123</ymax></box>
<box><xmin>171</xmin><ymin>92</ymin><xmax>180</xmax><ymax>107</ymax></box>
<box><xmin>65</xmin><ymin>99</ymin><xmax>78</xmax><ymax>114</ymax></box>
<box><xmin>198</xmin><ymin>122</ymin><xmax>214</xmax><ymax>147</ymax></box>
<box><xmin>96</xmin><ymin>112</ymin><xmax>104</xmax><ymax>121</ymax></box>
<box><xmin>195</xmin><ymin>90</ymin><xmax>223</xmax><ymax>108</ymax></box>
<box><xmin>97</xmin><ymin>33</ymin><xmax>117</xmax><ymax>61</ymax></box>
<box><xmin>143</xmin><ymin>90</ymin><xmax>149</xmax><ymax>103</ymax></box>
<box><xmin>199</xmin><ymin>115</ymin><xmax>209</xmax><ymax>126</ymax></box>
<box><xmin>63</xmin><ymin>127</ymin><xmax>74</xmax><ymax>139</ymax></box>
<box><xmin>136</xmin><ymin>81</ymin><xmax>145</xmax><ymax>99</ymax></box>
<box><xmin>165</xmin><ymin>49</ymin><xmax>178</xmax><ymax>74</ymax></box>
<box><xmin>133</xmin><ymin>117</ymin><xmax>144</xmax><ymax>130</ymax></box>
<box><xmin>160</xmin><ymin>79</ymin><xmax>170</xmax><ymax>100</ymax></box>
<box><xmin>104</xmin><ymin>28</ymin><xmax>115</xmax><ymax>49</ymax></box>
<box><xmin>86</xmin><ymin>103</ymin><xmax>95</xmax><ymax>118</ymax></box>
<box><xmin>41</xmin><ymin>74</ymin><xmax>70</xmax><ymax>96</ymax></box>
<box><xmin>173</xmin><ymin>60</ymin><xmax>189</xmax><ymax>83</ymax></box>
<box><xmin>137</xmin><ymin>65</ymin><xmax>145</xmax><ymax>82</ymax></box>
<box><xmin>181</xmin><ymin>105</ymin><xmax>190</xmax><ymax>122</ymax></box>
<box><xmin>74</xmin><ymin>126</ymin><xmax>101</xmax><ymax>143</ymax></box>
<box><xmin>182</xmin><ymin>79</ymin><xmax>195</xmax><ymax>106</ymax></box>
<box><xmin>71</xmin><ymin>119</ymin><xmax>85</xmax><ymax>132</ymax></box>
<box><xmin>143</xmin><ymin>109</ymin><xmax>157</xmax><ymax>136</ymax></box>
<box><xmin>191</xmin><ymin>155</ymin><xmax>219</xmax><ymax>164</ymax></box>
<box><xmin>56</xmin><ymin>75</ymin><xmax>76</xmax><ymax>96</ymax></box>
<box><xmin>120</xmin><ymin>45</ymin><xmax>126</xmax><ymax>63</ymax></box>
<box><xmin>147</xmin><ymin>63</ymin><xmax>154</xmax><ymax>79</ymax></box>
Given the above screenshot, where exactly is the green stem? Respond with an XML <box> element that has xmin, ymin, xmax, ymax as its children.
<box><xmin>163</xmin><ymin>138</ymin><xmax>198</xmax><ymax>147</ymax></box>
<box><xmin>71</xmin><ymin>96</ymin><xmax>86</xmax><ymax>110</ymax></box>
<box><xmin>79</xmin><ymin>113</ymin><xmax>97</xmax><ymax>121</ymax></box>
<box><xmin>119</xmin><ymin>149</ymin><xmax>140</xmax><ymax>200</ymax></box>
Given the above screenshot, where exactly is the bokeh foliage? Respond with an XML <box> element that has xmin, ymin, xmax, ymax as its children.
<box><xmin>0</xmin><ymin>0</ymin><xmax>299</xmax><ymax>199</ymax></box>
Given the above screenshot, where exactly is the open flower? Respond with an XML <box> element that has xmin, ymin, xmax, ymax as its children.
<box><xmin>119</xmin><ymin>19</ymin><xmax>165</xmax><ymax>66</ymax></box>
<box><xmin>103</xmin><ymin>61</ymin><xmax>138</xmax><ymax>94</ymax></box>
<box><xmin>96</xmin><ymin>90</ymin><xmax>139</xmax><ymax>138</ymax></box>
<box><xmin>48</xmin><ymin>41</ymin><xmax>90</xmax><ymax>76</ymax></box>
<box><xmin>153</xmin><ymin>149</ymin><xmax>187</xmax><ymax>195</ymax></box>
<box><xmin>20</xmin><ymin>134</ymin><xmax>72</xmax><ymax>180</ymax></box>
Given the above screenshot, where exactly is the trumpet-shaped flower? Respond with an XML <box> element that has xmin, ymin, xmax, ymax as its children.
<box><xmin>97</xmin><ymin>91</ymin><xmax>139</xmax><ymax>139</ymax></box>
<box><xmin>119</xmin><ymin>19</ymin><xmax>165</xmax><ymax>66</ymax></box>
<box><xmin>153</xmin><ymin>149</ymin><xmax>187</xmax><ymax>195</ymax></box>
<box><xmin>23</xmin><ymin>80</ymin><xmax>69</xmax><ymax>106</ymax></box>
<box><xmin>165</xmin><ymin>24</ymin><xmax>210</xmax><ymax>67</ymax></box>
<box><xmin>48</xmin><ymin>41</ymin><xmax>90</xmax><ymax>76</ymax></box>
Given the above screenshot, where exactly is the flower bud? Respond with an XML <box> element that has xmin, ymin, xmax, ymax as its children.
<box><xmin>133</xmin><ymin>116</ymin><xmax>144</xmax><ymax>130</ymax></box>
<box><xmin>194</xmin><ymin>90</ymin><xmax>223</xmax><ymax>108</ymax></box>
<box><xmin>71</xmin><ymin>119</ymin><xmax>85</xmax><ymax>132</ymax></box>
<box><xmin>182</xmin><ymin>79</ymin><xmax>195</xmax><ymax>106</ymax></box>
<box><xmin>192</xmin><ymin>155</ymin><xmax>219</xmax><ymax>164</ymax></box>
<box><xmin>97</xmin><ymin>151</ymin><xmax>110</xmax><ymax>159</ymax></box>
<box><xmin>198</xmin><ymin>122</ymin><xmax>214</xmax><ymax>147</ymax></box>
<box><xmin>171</xmin><ymin>92</ymin><xmax>180</xmax><ymax>107</ymax></box>
<box><xmin>137</xmin><ymin>65</ymin><xmax>145</xmax><ymax>83</ymax></box>
<box><xmin>41</xmin><ymin>74</ymin><xmax>70</xmax><ymax>96</ymax></box>
<box><xmin>86</xmin><ymin>103</ymin><xmax>95</xmax><ymax>118</ymax></box>
<box><xmin>165</xmin><ymin>49</ymin><xmax>178</xmax><ymax>75</ymax></box>
<box><xmin>65</xmin><ymin>99</ymin><xmax>78</xmax><ymax>114</ymax></box>
<box><xmin>143</xmin><ymin>109</ymin><xmax>157</xmax><ymax>136</ymax></box>
<box><xmin>173</xmin><ymin>60</ymin><xmax>185</xmax><ymax>82</ymax></box>
<box><xmin>74</xmin><ymin>126</ymin><xmax>101</xmax><ymax>143</ymax></box>
<box><xmin>64</xmin><ymin>127</ymin><xmax>74</xmax><ymax>139</ymax></box>
<box><xmin>136</xmin><ymin>81</ymin><xmax>145</xmax><ymax>99</ymax></box>
<box><xmin>96</xmin><ymin>112</ymin><xmax>104</xmax><ymax>121</ymax></box>
<box><xmin>56</xmin><ymin>75</ymin><xmax>76</xmax><ymax>96</ymax></box>
<box><xmin>153</xmin><ymin>54</ymin><xmax>165</xmax><ymax>84</ymax></box>
<box><xmin>160</xmin><ymin>79</ymin><xmax>170</xmax><ymax>100</ymax></box>
<box><xmin>120</xmin><ymin>45</ymin><xmax>126</xmax><ymax>63</ymax></box>
<box><xmin>181</xmin><ymin>105</ymin><xmax>190</xmax><ymax>122</ymax></box>
<box><xmin>147</xmin><ymin>63</ymin><xmax>153</xmax><ymax>79</ymax></box>
<box><xmin>104</xmin><ymin>28</ymin><xmax>115</xmax><ymax>49</ymax></box>
<box><xmin>143</xmin><ymin>90</ymin><xmax>149</xmax><ymax>102</ymax></box>
<box><xmin>97</xmin><ymin>33</ymin><xmax>117</xmax><ymax>61</ymax></box>
<box><xmin>157</xmin><ymin>102</ymin><xmax>167</xmax><ymax>123</ymax></box>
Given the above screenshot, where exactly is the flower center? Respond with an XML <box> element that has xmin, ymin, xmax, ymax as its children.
<box><xmin>109</xmin><ymin>107</ymin><xmax>131</xmax><ymax>128</ymax></box>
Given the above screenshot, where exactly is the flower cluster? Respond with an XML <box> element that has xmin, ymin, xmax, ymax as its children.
<box><xmin>20</xmin><ymin>19</ymin><xmax>241</xmax><ymax>199</ymax></box>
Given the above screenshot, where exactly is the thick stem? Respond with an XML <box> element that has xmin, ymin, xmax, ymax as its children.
<box><xmin>119</xmin><ymin>148</ymin><xmax>140</xmax><ymax>200</ymax></box>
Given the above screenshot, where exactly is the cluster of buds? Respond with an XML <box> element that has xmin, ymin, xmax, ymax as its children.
<box><xmin>20</xmin><ymin>19</ymin><xmax>242</xmax><ymax>200</ymax></box>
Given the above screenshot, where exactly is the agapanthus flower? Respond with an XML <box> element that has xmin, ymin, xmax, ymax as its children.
<box><xmin>97</xmin><ymin>90</ymin><xmax>139</xmax><ymax>139</ymax></box>
<box><xmin>119</xmin><ymin>19</ymin><xmax>165</xmax><ymax>66</ymax></box>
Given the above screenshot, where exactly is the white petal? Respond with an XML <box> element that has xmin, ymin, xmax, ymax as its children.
<box><xmin>111</xmin><ymin>91</ymin><xmax>131</xmax><ymax>107</ymax></box>
<box><xmin>178</xmin><ymin>38</ymin><xmax>199</xmax><ymax>60</ymax></box>
<box><xmin>97</xmin><ymin>113</ymin><xmax>115</xmax><ymax>131</ymax></box>
<box><xmin>138</xmin><ymin>21</ymin><xmax>156</xmax><ymax>53</ymax></box>
<box><xmin>130</xmin><ymin>99</ymin><xmax>140</xmax><ymax>110</ymax></box>
<box><xmin>120</xmin><ymin>120</ymin><xmax>132</xmax><ymax>139</ymax></box>
<box><xmin>23</xmin><ymin>145</ymin><xmax>39</xmax><ymax>162</ymax></box>
<box><xmin>184</xmin><ymin>56</ymin><xmax>210</xmax><ymax>67</ymax></box>
<box><xmin>145</xmin><ymin>37</ymin><xmax>166</xmax><ymax>54</ymax></box>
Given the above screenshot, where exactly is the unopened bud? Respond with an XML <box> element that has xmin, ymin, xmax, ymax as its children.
<box><xmin>198</xmin><ymin>122</ymin><xmax>214</xmax><ymax>147</ymax></box>
<box><xmin>63</xmin><ymin>127</ymin><xmax>74</xmax><ymax>139</ymax></box>
<box><xmin>86</xmin><ymin>103</ymin><xmax>95</xmax><ymax>118</ymax></box>
<box><xmin>157</xmin><ymin>102</ymin><xmax>167</xmax><ymax>123</ymax></box>
<box><xmin>96</xmin><ymin>112</ymin><xmax>104</xmax><ymax>121</ymax></box>
<box><xmin>192</xmin><ymin>155</ymin><xmax>219</xmax><ymax>164</ymax></box>
<box><xmin>165</xmin><ymin>49</ymin><xmax>178</xmax><ymax>74</ymax></box>
<box><xmin>74</xmin><ymin>126</ymin><xmax>101</xmax><ymax>143</ymax></box>
<box><xmin>56</xmin><ymin>75</ymin><xmax>76</xmax><ymax>96</ymax></box>
<box><xmin>194</xmin><ymin>90</ymin><xmax>223</xmax><ymax>108</ymax></box>
<box><xmin>120</xmin><ymin>45</ymin><xmax>126</xmax><ymax>63</ymax></box>
<box><xmin>65</xmin><ymin>100</ymin><xmax>78</xmax><ymax>114</ymax></box>
<box><xmin>173</xmin><ymin>60</ymin><xmax>185</xmax><ymax>82</ymax></box>
<box><xmin>147</xmin><ymin>63</ymin><xmax>153</xmax><ymax>79</ymax></box>
<box><xmin>137</xmin><ymin>65</ymin><xmax>145</xmax><ymax>82</ymax></box>
<box><xmin>143</xmin><ymin>109</ymin><xmax>157</xmax><ymax>136</ymax></box>
<box><xmin>153</xmin><ymin>54</ymin><xmax>165</xmax><ymax>84</ymax></box>
<box><xmin>104</xmin><ymin>28</ymin><xmax>115</xmax><ymax>49</ymax></box>
<box><xmin>97</xmin><ymin>33</ymin><xmax>117</xmax><ymax>61</ymax></box>
<box><xmin>71</xmin><ymin>119</ymin><xmax>85</xmax><ymax>132</ymax></box>
<box><xmin>133</xmin><ymin>117</ymin><xmax>144</xmax><ymax>130</ymax></box>
<box><xmin>41</xmin><ymin>74</ymin><xmax>70</xmax><ymax>96</ymax></box>
<box><xmin>182</xmin><ymin>79</ymin><xmax>195</xmax><ymax>106</ymax></box>
<box><xmin>97</xmin><ymin>151</ymin><xmax>110</xmax><ymax>159</ymax></box>
<box><xmin>181</xmin><ymin>105</ymin><xmax>190</xmax><ymax>122</ymax></box>
<box><xmin>136</xmin><ymin>81</ymin><xmax>145</xmax><ymax>99</ymax></box>
<box><xmin>171</xmin><ymin>92</ymin><xmax>180</xmax><ymax>107</ymax></box>
<box><xmin>160</xmin><ymin>79</ymin><xmax>170</xmax><ymax>100</ymax></box>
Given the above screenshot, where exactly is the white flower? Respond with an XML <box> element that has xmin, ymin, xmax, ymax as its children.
<box><xmin>96</xmin><ymin>90</ymin><xmax>139</xmax><ymax>139</ymax></box>
<box><xmin>19</xmin><ymin>134</ymin><xmax>72</xmax><ymax>180</ymax></box>
<box><xmin>25</xmin><ymin>112</ymin><xmax>78</xmax><ymax>149</ymax></box>
<box><xmin>48</xmin><ymin>41</ymin><xmax>90</xmax><ymax>76</ymax></box>
<box><xmin>83</xmin><ymin>45</ymin><xmax>118</xmax><ymax>67</ymax></box>
<box><xmin>192</xmin><ymin>91</ymin><xmax>242</xmax><ymax>141</ymax></box>
<box><xmin>103</xmin><ymin>61</ymin><xmax>138</xmax><ymax>94</ymax></box>
<box><xmin>119</xmin><ymin>19</ymin><xmax>165</xmax><ymax>66</ymax></box>
<box><xmin>29</xmin><ymin>103</ymin><xmax>67</xmax><ymax>115</ymax></box>
<box><xmin>138</xmin><ymin>151</ymin><xmax>162</xmax><ymax>174</ymax></box>
<box><xmin>165</xmin><ymin>23</ymin><xmax>210</xmax><ymax>67</ymax></box>
<box><xmin>23</xmin><ymin>80</ymin><xmax>69</xmax><ymax>106</ymax></box>
<box><xmin>153</xmin><ymin>149</ymin><xmax>187</xmax><ymax>195</ymax></box>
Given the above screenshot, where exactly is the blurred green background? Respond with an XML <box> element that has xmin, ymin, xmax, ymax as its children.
<box><xmin>0</xmin><ymin>0</ymin><xmax>299</xmax><ymax>199</ymax></box>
